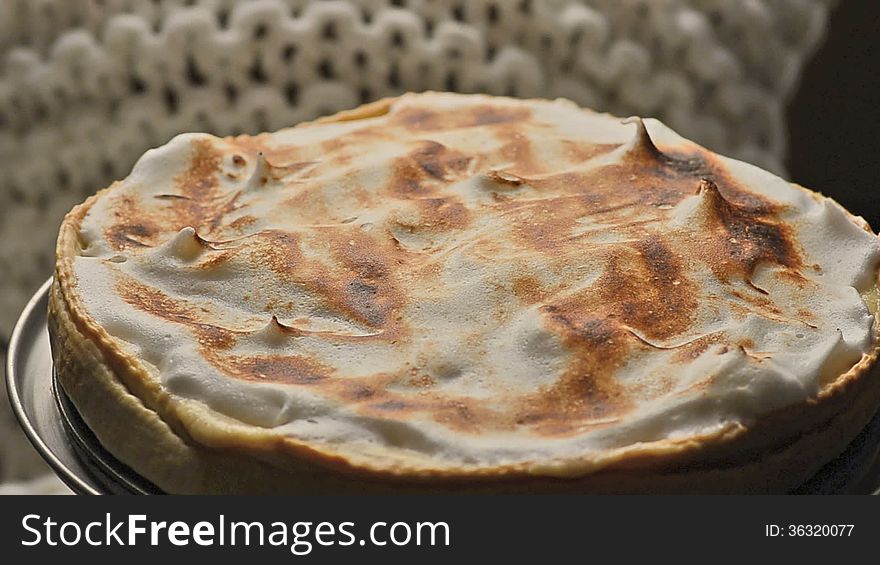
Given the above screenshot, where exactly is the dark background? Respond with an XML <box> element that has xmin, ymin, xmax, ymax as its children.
<box><xmin>788</xmin><ymin>0</ymin><xmax>879</xmax><ymax>230</ymax></box>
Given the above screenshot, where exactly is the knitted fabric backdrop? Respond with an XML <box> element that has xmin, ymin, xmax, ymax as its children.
<box><xmin>0</xmin><ymin>0</ymin><xmax>834</xmax><ymax>493</ymax></box>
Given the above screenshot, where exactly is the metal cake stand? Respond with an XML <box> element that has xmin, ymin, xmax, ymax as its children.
<box><xmin>5</xmin><ymin>279</ymin><xmax>161</xmax><ymax>494</ymax></box>
<box><xmin>6</xmin><ymin>279</ymin><xmax>880</xmax><ymax>495</ymax></box>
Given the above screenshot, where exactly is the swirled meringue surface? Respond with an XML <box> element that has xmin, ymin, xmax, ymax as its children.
<box><xmin>69</xmin><ymin>93</ymin><xmax>880</xmax><ymax>469</ymax></box>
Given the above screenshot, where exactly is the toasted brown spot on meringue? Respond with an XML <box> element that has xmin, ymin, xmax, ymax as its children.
<box><xmin>512</xmin><ymin>275</ymin><xmax>547</xmax><ymax>304</ymax></box>
<box><xmin>433</xmin><ymin>401</ymin><xmax>484</xmax><ymax>433</ymax></box>
<box><xmin>370</xmin><ymin>400</ymin><xmax>410</xmax><ymax>412</ymax></box>
<box><xmin>343</xmin><ymin>383</ymin><xmax>377</xmax><ymax>401</ymax></box>
<box><xmin>672</xmin><ymin>333</ymin><xmax>726</xmax><ymax>363</ymax></box>
<box><xmin>251</xmin><ymin>227</ymin><xmax>406</xmax><ymax>333</ymax></box>
<box><xmin>389</xmin><ymin>140</ymin><xmax>473</xmax><ymax>197</ymax></box>
<box><xmin>497</xmin><ymin>126</ymin><xmax>543</xmax><ymax>176</ymax></box>
<box><xmin>329</xmin><ymin>229</ymin><xmax>394</xmax><ymax>280</ymax></box>
<box><xmin>342</xmin><ymin>279</ymin><xmax>389</xmax><ymax>326</ymax></box>
<box><xmin>562</xmin><ymin>140</ymin><xmax>617</xmax><ymax>163</ymax></box>
<box><xmin>508</xmin><ymin>192</ymin><xmax>594</xmax><ymax>252</ymax></box>
<box><xmin>211</xmin><ymin>354</ymin><xmax>329</xmax><ymax>385</ymax></box>
<box><xmin>229</xmin><ymin>215</ymin><xmax>258</xmax><ymax>230</ymax></box>
<box><xmin>170</xmin><ymin>138</ymin><xmax>225</xmax><ymax>231</ymax></box>
<box><xmin>225</xmin><ymin>132</ymin><xmax>272</xmax><ymax>156</ymax></box>
<box><xmin>625</xmin><ymin>238</ymin><xmax>698</xmax><ymax>339</ymax></box>
<box><xmin>179</xmin><ymin>139</ymin><xmax>224</xmax><ymax>197</ymax></box>
<box><xmin>254</xmin><ymin>229</ymin><xmax>306</xmax><ymax>277</ymax></box>
<box><xmin>522</xmin><ymin>312</ymin><xmax>632</xmax><ymax>435</ymax></box>
<box><xmin>326</xmin><ymin>230</ymin><xmax>405</xmax><ymax>328</ymax></box>
<box><xmin>409</xmin><ymin>374</ymin><xmax>436</xmax><ymax>388</ymax></box>
<box><xmin>695</xmin><ymin>178</ymin><xmax>802</xmax><ymax>279</ymax></box>
<box><xmin>321</xmin><ymin>138</ymin><xmax>345</xmax><ymax>154</ymax></box>
<box><xmin>106</xmin><ymin>221</ymin><xmax>157</xmax><ymax>250</ymax></box>
<box><xmin>356</xmin><ymin>391</ymin><xmax>496</xmax><ymax>434</ymax></box>
<box><xmin>413</xmin><ymin>197</ymin><xmax>471</xmax><ymax>231</ymax></box>
<box><xmin>552</xmin><ymin>241</ymin><xmax>696</xmax><ymax>342</ymax></box>
<box><xmin>469</xmin><ymin>104</ymin><xmax>532</xmax><ymax>127</ymax></box>
<box><xmin>197</xmin><ymin>250</ymin><xmax>234</xmax><ymax>270</ymax></box>
<box><xmin>393</xmin><ymin>104</ymin><xmax>530</xmax><ymax>131</ymax></box>
<box><xmin>527</xmin><ymin>237</ymin><xmax>697</xmax><ymax>428</ymax></box>
<box><xmin>798</xmin><ymin>308</ymin><xmax>815</xmax><ymax>321</ymax></box>
<box><xmin>116</xmin><ymin>278</ymin><xmax>236</xmax><ymax>349</ymax></box>
<box><xmin>195</xmin><ymin>324</ymin><xmax>236</xmax><ymax>349</ymax></box>
<box><xmin>729</xmin><ymin>288</ymin><xmax>782</xmax><ymax>316</ymax></box>
<box><xmin>105</xmin><ymin>195</ymin><xmax>160</xmax><ymax>250</ymax></box>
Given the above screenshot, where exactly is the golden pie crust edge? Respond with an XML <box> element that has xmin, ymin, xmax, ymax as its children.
<box><xmin>48</xmin><ymin>98</ymin><xmax>880</xmax><ymax>494</ymax></box>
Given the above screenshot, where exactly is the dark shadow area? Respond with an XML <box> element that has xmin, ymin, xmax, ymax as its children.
<box><xmin>787</xmin><ymin>1</ymin><xmax>880</xmax><ymax>230</ymax></box>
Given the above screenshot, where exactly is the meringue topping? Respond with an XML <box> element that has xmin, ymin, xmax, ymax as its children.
<box><xmin>69</xmin><ymin>93</ymin><xmax>880</xmax><ymax>468</ymax></box>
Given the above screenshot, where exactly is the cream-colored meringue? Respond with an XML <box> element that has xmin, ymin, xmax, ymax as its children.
<box><xmin>69</xmin><ymin>93</ymin><xmax>879</xmax><ymax>469</ymax></box>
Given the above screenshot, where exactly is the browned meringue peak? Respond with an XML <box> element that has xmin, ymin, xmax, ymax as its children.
<box><xmin>672</xmin><ymin>177</ymin><xmax>801</xmax><ymax>283</ymax></box>
<box><xmin>672</xmin><ymin>178</ymin><xmax>733</xmax><ymax>225</ymax></box>
<box><xmin>612</xmin><ymin>116</ymin><xmax>710</xmax><ymax>177</ymax></box>
<box><xmin>245</xmin><ymin>152</ymin><xmax>271</xmax><ymax>190</ymax></box>
<box><xmin>157</xmin><ymin>226</ymin><xmax>214</xmax><ymax>261</ymax></box>
<box><xmin>251</xmin><ymin>315</ymin><xmax>302</xmax><ymax>345</ymax></box>
<box><xmin>241</xmin><ymin>151</ymin><xmax>320</xmax><ymax>191</ymax></box>
<box><xmin>481</xmin><ymin>168</ymin><xmax>526</xmax><ymax>189</ymax></box>
<box><xmin>616</xmin><ymin>116</ymin><xmax>663</xmax><ymax>161</ymax></box>
<box><xmin>242</xmin><ymin>312</ymin><xmax>384</xmax><ymax>344</ymax></box>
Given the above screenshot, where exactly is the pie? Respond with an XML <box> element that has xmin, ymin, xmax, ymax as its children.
<box><xmin>48</xmin><ymin>92</ymin><xmax>880</xmax><ymax>493</ymax></box>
